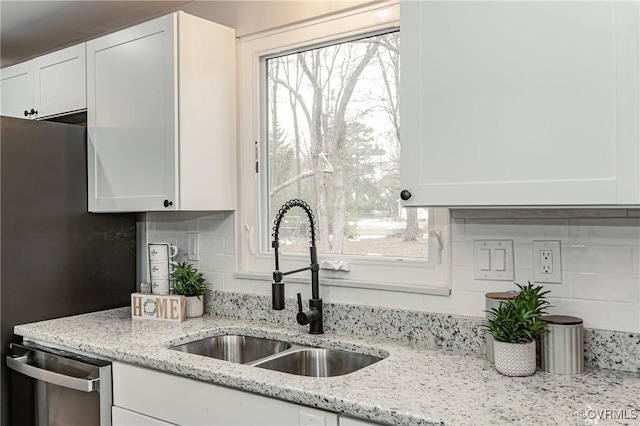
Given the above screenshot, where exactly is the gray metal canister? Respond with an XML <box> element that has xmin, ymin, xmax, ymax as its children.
<box><xmin>540</xmin><ymin>315</ymin><xmax>584</xmax><ymax>375</ymax></box>
<box><xmin>485</xmin><ymin>292</ymin><xmax>517</xmax><ymax>363</ymax></box>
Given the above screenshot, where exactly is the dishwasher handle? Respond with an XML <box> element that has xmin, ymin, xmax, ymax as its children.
<box><xmin>7</xmin><ymin>354</ymin><xmax>99</xmax><ymax>393</ymax></box>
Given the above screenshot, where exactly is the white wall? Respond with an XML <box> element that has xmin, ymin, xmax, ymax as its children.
<box><xmin>145</xmin><ymin>209</ymin><xmax>640</xmax><ymax>333</ymax></box>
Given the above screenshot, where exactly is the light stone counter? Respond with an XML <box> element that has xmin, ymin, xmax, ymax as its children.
<box><xmin>14</xmin><ymin>308</ymin><xmax>640</xmax><ymax>426</ymax></box>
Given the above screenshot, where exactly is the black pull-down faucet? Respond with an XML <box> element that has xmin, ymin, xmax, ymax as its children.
<box><xmin>271</xmin><ymin>199</ymin><xmax>323</xmax><ymax>334</ymax></box>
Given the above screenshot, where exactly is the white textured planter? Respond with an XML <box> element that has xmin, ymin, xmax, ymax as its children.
<box><xmin>493</xmin><ymin>340</ymin><xmax>537</xmax><ymax>377</ymax></box>
<box><xmin>185</xmin><ymin>296</ymin><xmax>204</xmax><ymax>318</ymax></box>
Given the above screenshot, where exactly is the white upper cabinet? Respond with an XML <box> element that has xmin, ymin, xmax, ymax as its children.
<box><xmin>0</xmin><ymin>43</ymin><xmax>86</xmax><ymax>119</ymax></box>
<box><xmin>33</xmin><ymin>43</ymin><xmax>87</xmax><ymax>118</ymax></box>
<box><xmin>400</xmin><ymin>1</ymin><xmax>640</xmax><ymax>206</ymax></box>
<box><xmin>0</xmin><ymin>61</ymin><xmax>33</xmax><ymax>118</ymax></box>
<box><xmin>86</xmin><ymin>12</ymin><xmax>237</xmax><ymax>212</ymax></box>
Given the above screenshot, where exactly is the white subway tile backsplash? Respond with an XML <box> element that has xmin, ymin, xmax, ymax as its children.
<box><xmin>563</xmin><ymin>245</ymin><xmax>635</xmax><ymax>274</ymax></box>
<box><xmin>539</xmin><ymin>279</ymin><xmax>571</xmax><ymax>298</ymax></box>
<box><xmin>176</xmin><ymin>235</ymin><xmax>188</xmax><ymax>255</ymax></box>
<box><xmin>198</xmin><ymin>218</ymin><xmax>224</xmax><ymax>233</ymax></box>
<box><xmin>569</xmin><ymin>218</ymin><xmax>640</xmax><ymax>247</ymax></box>
<box><xmin>201</xmin><ymin>212</ymin><xmax>225</xmax><ymax>220</ymax></box>
<box><xmin>146</xmin><ymin>219</ymin><xmax>157</xmax><ymax>233</ymax></box>
<box><xmin>547</xmin><ymin>297</ymin><xmax>639</xmax><ymax>333</ymax></box>
<box><xmin>198</xmin><ymin>213</ymin><xmax>234</xmax><ymax>237</ymax></box>
<box><xmin>221</xmin><ymin>272</ymin><xmax>236</xmax><ymax>291</ymax></box>
<box><xmin>223</xmin><ymin>237</ymin><xmax>235</xmax><ymax>255</ymax></box>
<box><xmin>221</xmin><ymin>214</ymin><xmax>235</xmax><ymax>237</ymax></box>
<box><xmin>511</xmin><ymin>209</ymin><xmax>629</xmax><ymax>218</ymax></box>
<box><xmin>451</xmin><ymin>266</ymin><xmax>529</xmax><ymax>293</ymax></box>
<box><xmin>453</xmin><ymin>209</ymin><xmax>631</xmax><ymax>219</ymax></box>
<box><xmin>451</xmin><ymin>218</ymin><xmax>465</xmax><ymax>242</ymax></box>
<box><xmin>226</xmin><ymin>277</ymin><xmax>270</xmax><ymax>295</ymax></box>
<box><xmin>452</xmin><ymin>242</ymin><xmax>472</xmax><ymax>266</ymax></box>
<box><xmin>200</xmin><ymin>254</ymin><xmax>236</xmax><ymax>273</ymax></box>
<box><xmin>423</xmin><ymin>290</ymin><xmax>485</xmax><ymax>317</ymax></box>
<box><xmin>144</xmin><ymin>210</ymin><xmax>640</xmax><ymax>333</ymax></box>
<box><xmin>319</xmin><ymin>285</ymin><xmax>346</xmax><ymax>304</ymax></box>
<box><xmin>451</xmin><ymin>209</ymin><xmax>513</xmax><ymax>219</ymax></box>
<box><xmin>464</xmin><ymin>219</ymin><xmax>570</xmax><ymax>243</ymax></box>
<box><xmin>146</xmin><ymin>212</ymin><xmax>179</xmax><ymax>220</ymax></box>
<box><xmin>200</xmin><ymin>237</ymin><xmax>224</xmax><ymax>255</ymax></box>
<box><xmin>202</xmin><ymin>271</ymin><xmax>225</xmax><ymax>291</ymax></box>
<box><xmin>156</xmin><ymin>220</ymin><xmax>192</xmax><ymax>233</ymax></box>
<box><xmin>342</xmin><ymin>287</ymin><xmax>425</xmax><ymax>311</ymax></box>
<box><xmin>513</xmin><ymin>243</ymin><xmax>533</xmax><ymax>270</ymax></box>
<box><xmin>567</xmin><ymin>272</ymin><xmax>640</xmax><ymax>302</ymax></box>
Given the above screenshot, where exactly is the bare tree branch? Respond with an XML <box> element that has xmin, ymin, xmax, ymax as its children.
<box><xmin>270</xmin><ymin>76</ymin><xmax>313</xmax><ymax>128</ymax></box>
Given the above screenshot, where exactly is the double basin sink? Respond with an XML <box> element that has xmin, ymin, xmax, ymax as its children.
<box><xmin>170</xmin><ymin>335</ymin><xmax>385</xmax><ymax>377</ymax></box>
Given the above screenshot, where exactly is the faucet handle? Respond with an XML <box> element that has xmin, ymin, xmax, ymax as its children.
<box><xmin>296</xmin><ymin>293</ymin><xmax>303</xmax><ymax>313</ymax></box>
<box><xmin>296</xmin><ymin>293</ymin><xmax>321</xmax><ymax>327</ymax></box>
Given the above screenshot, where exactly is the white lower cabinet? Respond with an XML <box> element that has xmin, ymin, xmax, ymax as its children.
<box><xmin>112</xmin><ymin>362</ymin><xmax>339</xmax><ymax>426</ymax></box>
<box><xmin>113</xmin><ymin>406</ymin><xmax>175</xmax><ymax>426</ymax></box>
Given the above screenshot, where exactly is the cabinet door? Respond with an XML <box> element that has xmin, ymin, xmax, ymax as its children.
<box><xmin>33</xmin><ymin>43</ymin><xmax>86</xmax><ymax>119</ymax></box>
<box><xmin>113</xmin><ymin>406</ymin><xmax>175</xmax><ymax>426</ymax></box>
<box><xmin>87</xmin><ymin>14</ymin><xmax>177</xmax><ymax>212</ymax></box>
<box><xmin>401</xmin><ymin>1</ymin><xmax>640</xmax><ymax>206</ymax></box>
<box><xmin>0</xmin><ymin>61</ymin><xmax>33</xmax><ymax>119</ymax></box>
<box><xmin>113</xmin><ymin>362</ymin><xmax>338</xmax><ymax>426</ymax></box>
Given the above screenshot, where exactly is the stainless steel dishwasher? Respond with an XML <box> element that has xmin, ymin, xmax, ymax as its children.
<box><xmin>6</xmin><ymin>342</ymin><xmax>112</xmax><ymax>426</ymax></box>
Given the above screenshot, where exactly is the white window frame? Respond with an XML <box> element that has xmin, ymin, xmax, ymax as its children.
<box><xmin>235</xmin><ymin>0</ymin><xmax>451</xmax><ymax>295</ymax></box>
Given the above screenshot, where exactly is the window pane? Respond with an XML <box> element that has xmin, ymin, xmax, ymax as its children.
<box><xmin>266</xmin><ymin>31</ymin><xmax>428</xmax><ymax>259</ymax></box>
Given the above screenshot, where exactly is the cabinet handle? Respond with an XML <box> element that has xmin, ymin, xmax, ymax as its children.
<box><xmin>400</xmin><ymin>190</ymin><xmax>412</xmax><ymax>201</ymax></box>
<box><xmin>30</xmin><ymin>108</ymin><xmax>37</xmax><ymax>116</ymax></box>
<box><xmin>24</xmin><ymin>110</ymin><xmax>29</xmax><ymax>117</ymax></box>
<box><xmin>163</xmin><ymin>200</ymin><xmax>173</xmax><ymax>208</ymax></box>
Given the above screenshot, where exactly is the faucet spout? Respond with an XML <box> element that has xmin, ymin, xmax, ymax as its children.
<box><xmin>271</xmin><ymin>199</ymin><xmax>323</xmax><ymax>334</ymax></box>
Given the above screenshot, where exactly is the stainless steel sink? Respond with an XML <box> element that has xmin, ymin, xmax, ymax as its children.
<box><xmin>170</xmin><ymin>335</ymin><xmax>291</xmax><ymax>364</ymax></box>
<box><xmin>170</xmin><ymin>334</ymin><xmax>385</xmax><ymax>377</ymax></box>
<box><xmin>252</xmin><ymin>348</ymin><xmax>383</xmax><ymax>377</ymax></box>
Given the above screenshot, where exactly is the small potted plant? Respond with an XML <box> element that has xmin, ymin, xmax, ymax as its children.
<box><xmin>171</xmin><ymin>262</ymin><xmax>206</xmax><ymax>318</ymax></box>
<box><xmin>484</xmin><ymin>282</ymin><xmax>550</xmax><ymax>376</ymax></box>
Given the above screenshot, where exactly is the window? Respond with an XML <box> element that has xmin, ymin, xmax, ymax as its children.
<box><xmin>266</xmin><ymin>31</ymin><xmax>432</xmax><ymax>260</ymax></box>
<box><xmin>237</xmin><ymin>2</ymin><xmax>450</xmax><ymax>293</ymax></box>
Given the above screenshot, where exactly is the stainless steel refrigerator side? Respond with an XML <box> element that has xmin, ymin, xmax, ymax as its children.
<box><xmin>0</xmin><ymin>116</ymin><xmax>137</xmax><ymax>425</ymax></box>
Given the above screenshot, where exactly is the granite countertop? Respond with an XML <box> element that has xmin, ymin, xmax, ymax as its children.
<box><xmin>14</xmin><ymin>308</ymin><xmax>640</xmax><ymax>426</ymax></box>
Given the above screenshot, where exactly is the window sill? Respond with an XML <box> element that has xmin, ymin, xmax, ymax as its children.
<box><xmin>233</xmin><ymin>272</ymin><xmax>451</xmax><ymax>296</ymax></box>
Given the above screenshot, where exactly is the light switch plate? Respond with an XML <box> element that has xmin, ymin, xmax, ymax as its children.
<box><xmin>187</xmin><ymin>232</ymin><xmax>200</xmax><ymax>261</ymax></box>
<box><xmin>473</xmin><ymin>240</ymin><xmax>515</xmax><ymax>281</ymax></box>
<box><xmin>532</xmin><ymin>240</ymin><xmax>562</xmax><ymax>283</ymax></box>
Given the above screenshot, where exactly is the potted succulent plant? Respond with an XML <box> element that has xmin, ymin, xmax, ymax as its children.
<box><xmin>171</xmin><ymin>262</ymin><xmax>206</xmax><ymax>318</ymax></box>
<box><xmin>484</xmin><ymin>282</ymin><xmax>550</xmax><ymax>376</ymax></box>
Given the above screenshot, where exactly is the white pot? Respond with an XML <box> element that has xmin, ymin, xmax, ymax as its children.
<box><xmin>493</xmin><ymin>340</ymin><xmax>537</xmax><ymax>377</ymax></box>
<box><xmin>185</xmin><ymin>296</ymin><xmax>204</xmax><ymax>318</ymax></box>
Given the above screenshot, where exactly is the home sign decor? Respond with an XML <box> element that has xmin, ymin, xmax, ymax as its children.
<box><xmin>131</xmin><ymin>293</ymin><xmax>186</xmax><ymax>322</ymax></box>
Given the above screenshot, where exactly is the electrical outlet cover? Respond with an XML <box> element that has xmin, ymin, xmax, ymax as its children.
<box><xmin>532</xmin><ymin>240</ymin><xmax>562</xmax><ymax>283</ymax></box>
